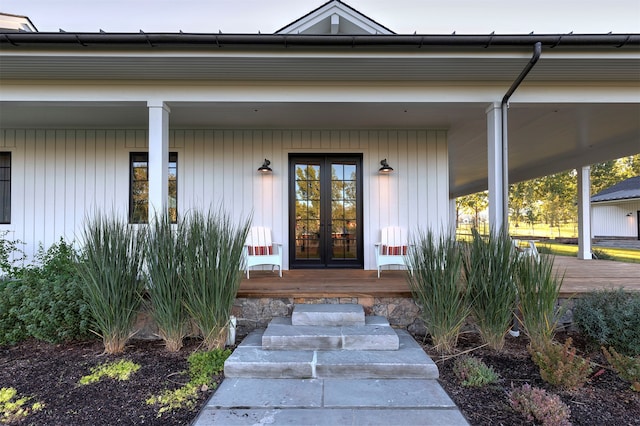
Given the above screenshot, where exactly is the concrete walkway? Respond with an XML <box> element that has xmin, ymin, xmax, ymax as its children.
<box><xmin>192</xmin><ymin>304</ymin><xmax>468</xmax><ymax>425</ymax></box>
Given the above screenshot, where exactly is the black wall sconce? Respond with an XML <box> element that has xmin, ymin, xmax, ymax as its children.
<box><xmin>258</xmin><ymin>159</ymin><xmax>272</xmax><ymax>173</ymax></box>
<box><xmin>379</xmin><ymin>159</ymin><xmax>393</xmax><ymax>173</ymax></box>
<box><xmin>627</xmin><ymin>212</ymin><xmax>633</xmax><ymax>217</ymax></box>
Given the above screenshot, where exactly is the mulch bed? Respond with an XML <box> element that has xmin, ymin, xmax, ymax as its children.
<box><xmin>1</xmin><ymin>331</ymin><xmax>638</xmax><ymax>425</ymax></box>
<box><xmin>419</xmin><ymin>331</ymin><xmax>640</xmax><ymax>425</ymax></box>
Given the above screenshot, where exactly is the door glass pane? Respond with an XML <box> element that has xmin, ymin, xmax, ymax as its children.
<box><xmin>331</xmin><ymin>161</ymin><xmax>358</xmax><ymax>260</ymax></box>
<box><xmin>294</xmin><ymin>163</ymin><xmax>321</xmax><ymax>260</ymax></box>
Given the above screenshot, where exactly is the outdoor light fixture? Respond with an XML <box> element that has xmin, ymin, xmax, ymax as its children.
<box><xmin>379</xmin><ymin>159</ymin><xmax>394</xmax><ymax>173</ymax></box>
<box><xmin>627</xmin><ymin>212</ymin><xmax>633</xmax><ymax>217</ymax></box>
<box><xmin>258</xmin><ymin>159</ymin><xmax>272</xmax><ymax>173</ymax></box>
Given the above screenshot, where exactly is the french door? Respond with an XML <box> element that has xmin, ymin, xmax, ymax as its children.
<box><xmin>289</xmin><ymin>154</ymin><xmax>363</xmax><ymax>268</ymax></box>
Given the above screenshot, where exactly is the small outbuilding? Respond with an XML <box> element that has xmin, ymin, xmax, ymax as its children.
<box><xmin>591</xmin><ymin>176</ymin><xmax>640</xmax><ymax>240</ymax></box>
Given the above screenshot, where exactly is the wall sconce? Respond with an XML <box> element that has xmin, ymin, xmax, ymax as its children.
<box><xmin>627</xmin><ymin>212</ymin><xmax>633</xmax><ymax>217</ymax></box>
<box><xmin>257</xmin><ymin>159</ymin><xmax>272</xmax><ymax>173</ymax></box>
<box><xmin>379</xmin><ymin>159</ymin><xmax>393</xmax><ymax>173</ymax></box>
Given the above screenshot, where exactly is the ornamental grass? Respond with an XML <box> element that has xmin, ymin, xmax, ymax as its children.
<box><xmin>145</xmin><ymin>213</ymin><xmax>188</xmax><ymax>352</ymax></box>
<box><xmin>180</xmin><ymin>209</ymin><xmax>251</xmax><ymax>350</ymax></box>
<box><xmin>406</xmin><ymin>229</ymin><xmax>470</xmax><ymax>354</ymax></box>
<box><xmin>76</xmin><ymin>212</ymin><xmax>146</xmax><ymax>354</ymax></box>
<box><xmin>462</xmin><ymin>228</ymin><xmax>519</xmax><ymax>352</ymax></box>
<box><xmin>515</xmin><ymin>253</ymin><xmax>564</xmax><ymax>348</ymax></box>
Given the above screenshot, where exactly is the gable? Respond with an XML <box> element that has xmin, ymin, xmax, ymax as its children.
<box><xmin>276</xmin><ymin>0</ymin><xmax>394</xmax><ymax>35</ymax></box>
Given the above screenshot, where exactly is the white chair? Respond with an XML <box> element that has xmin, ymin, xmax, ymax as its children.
<box><xmin>244</xmin><ymin>226</ymin><xmax>283</xmax><ymax>279</ymax></box>
<box><xmin>512</xmin><ymin>239</ymin><xmax>540</xmax><ymax>262</ymax></box>
<box><xmin>374</xmin><ymin>226</ymin><xmax>410</xmax><ymax>278</ymax></box>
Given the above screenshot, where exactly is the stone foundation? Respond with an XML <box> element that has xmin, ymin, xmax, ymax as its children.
<box><xmin>231</xmin><ymin>296</ymin><xmax>427</xmax><ymax>338</ymax></box>
<box><xmin>134</xmin><ymin>295</ymin><xmax>577</xmax><ymax>341</ymax></box>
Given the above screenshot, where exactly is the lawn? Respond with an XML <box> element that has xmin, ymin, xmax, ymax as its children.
<box><xmin>539</xmin><ymin>242</ymin><xmax>640</xmax><ymax>264</ymax></box>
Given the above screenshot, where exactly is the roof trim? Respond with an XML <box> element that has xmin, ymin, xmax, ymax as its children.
<box><xmin>1</xmin><ymin>32</ymin><xmax>639</xmax><ymax>50</ymax></box>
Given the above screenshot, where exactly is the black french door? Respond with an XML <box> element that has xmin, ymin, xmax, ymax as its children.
<box><xmin>289</xmin><ymin>154</ymin><xmax>363</xmax><ymax>268</ymax></box>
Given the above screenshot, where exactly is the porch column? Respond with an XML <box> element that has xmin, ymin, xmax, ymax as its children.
<box><xmin>577</xmin><ymin>165</ymin><xmax>592</xmax><ymax>260</ymax></box>
<box><xmin>449</xmin><ymin>197</ymin><xmax>457</xmax><ymax>237</ymax></box>
<box><xmin>486</xmin><ymin>102</ymin><xmax>505</xmax><ymax>234</ymax></box>
<box><xmin>147</xmin><ymin>101</ymin><xmax>170</xmax><ymax>223</ymax></box>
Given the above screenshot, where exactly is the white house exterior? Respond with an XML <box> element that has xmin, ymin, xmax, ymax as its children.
<box><xmin>591</xmin><ymin>176</ymin><xmax>640</xmax><ymax>240</ymax></box>
<box><xmin>0</xmin><ymin>0</ymin><xmax>639</xmax><ymax>269</ymax></box>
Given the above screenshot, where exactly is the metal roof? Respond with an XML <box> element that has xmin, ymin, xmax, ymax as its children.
<box><xmin>592</xmin><ymin>176</ymin><xmax>640</xmax><ymax>202</ymax></box>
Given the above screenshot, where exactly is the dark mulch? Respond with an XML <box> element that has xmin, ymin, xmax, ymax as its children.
<box><xmin>0</xmin><ymin>338</ymin><xmax>219</xmax><ymax>426</ymax></box>
<box><xmin>418</xmin><ymin>331</ymin><xmax>640</xmax><ymax>426</ymax></box>
<box><xmin>1</xmin><ymin>331</ymin><xmax>639</xmax><ymax>425</ymax></box>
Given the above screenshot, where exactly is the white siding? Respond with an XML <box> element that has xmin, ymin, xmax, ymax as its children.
<box><xmin>592</xmin><ymin>200</ymin><xmax>640</xmax><ymax>238</ymax></box>
<box><xmin>0</xmin><ymin>128</ymin><xmax>449</xmax><ymax>269</ymax></box>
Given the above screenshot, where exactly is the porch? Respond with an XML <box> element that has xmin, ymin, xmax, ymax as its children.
<box><xmin>238</xmin><ymin>257</ymin><xmax>640</xmax><ymax>299</ymax></box>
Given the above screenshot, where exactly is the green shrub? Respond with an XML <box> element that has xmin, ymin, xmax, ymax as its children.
<box><xmin>0</xmin><ymin>231</ymin><xmax>26</xmax><ymax>278</ymax></box>
<box><xmin>181</xmin><ymin>209</ymin><xmax>251</xmax><ymax>350</ymax></box>
<box><xmin>0</xmin><ymin>280</ymin><xmax>29</xmax><ymax>346</ymax></box>
<box><xmin>602</xmin><ymin>346</ymin><xmax>640</xmax><ymax>392</ymax></box>
<box><xmin>0</xmin><ymin>239</ymin><xmax>92</xmax><ymax>346</ymax></box>
<box><xmin>529</xmin><ymin>338</ymin><xmax>592</xmax><ymax>390</ymax></box>
<box><xmin>453</xmin><ymin>355</ymin><xmax>499</xmax><ymax>387</ymax></box>
<box><xmin>76</xmin><ymin>212</ymin><xmax>147</xmax><ymax>354</ymax></box>
<box><xmin>573</xmin><ymin>288</ymin><xmax>640</xmax><ymax>356</ymax></box>
<box><xmin>462</xmin><ymin>228</ymin><xmax>519</xmax><ymax>351</ymax></box>
<box><xmin>147</xmin><ymin>348</ymin><xmax>231</xmax><ymax>416</ymax></box>
<box><xmin>146</xmin><ymin>213</ymin><xmax>188</xmax><ymax>352</ymax></box>
<box><xmin>406</xmin><ymin>230</ymin><xmax>470</xmax><ymax>354</ymax></box>
<box><xmin>509</xmin><ymin>384</ymin><xmax>571</xmax><ymax>426</ymax></box>
<box><xmin>515</xmin><ymin>254</ymin><xmax>564</xmax><ymax>348</ymax></box>
<box><xmin>188</xmin><ymin>348</ymin><xmax>231</xmax><ymax>387</ymax></box>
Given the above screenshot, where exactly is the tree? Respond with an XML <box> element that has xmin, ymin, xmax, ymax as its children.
<box><xmin>457</xmin><ymin>191</ymin><xmax>488</xmax><ymax>228</ymax></box>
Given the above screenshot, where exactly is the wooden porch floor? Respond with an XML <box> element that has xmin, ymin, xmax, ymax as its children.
<box><xmin>238</xmin><ymin>256</ymin><xmax>640</xmax><ymax>299</ymax></box>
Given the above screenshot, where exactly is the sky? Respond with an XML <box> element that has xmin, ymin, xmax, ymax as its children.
<box><xmin>2</xmin><ymin>0</ymin><xmax>639</xmax><ymax>34</ymax></box>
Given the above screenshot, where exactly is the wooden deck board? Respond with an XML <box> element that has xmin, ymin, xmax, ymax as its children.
<box><xmin>238</xmin><ymin>257</ymin><xmax>640</xmax><ymax>299</ymax></box>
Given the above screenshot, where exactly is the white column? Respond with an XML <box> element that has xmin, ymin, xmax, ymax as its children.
<box><xmin>486</xmin><ymin>102</ymin><xmax>504</xmax><ymax>234</ymax></box>
<box><xmin>449</xmin><ymin>197</ymin><xmax>457</xmax><ymax>237</ymax></box>
<box><xmin>577</xmin><ymin>165</ymin><xmax>592</xmax><ymax>260</ymax></box>
<box><xmin>147</xmin><ymin>101</ymin><xmax>170</xmax><ymax>223</ymax></box>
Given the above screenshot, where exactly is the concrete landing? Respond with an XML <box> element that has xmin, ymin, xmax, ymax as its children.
<box><xmin>193</xmin><ymin>378</ymin><xmax>469</xmax><ymax>425</ymax></box>
<box><xmin>262</xmin><ymin>316</ymin><xmax>399</xmax><ymax>351</ymax></box>
<box><xmin>225</xmin><ymin>329</ymin><xmax>436</xmax><ymax>379</ymax></box>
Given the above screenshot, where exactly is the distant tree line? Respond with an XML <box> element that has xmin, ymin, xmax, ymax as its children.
<box><xmin>457</xmin><ymin>154</ymin><xmax>640</xmax><ymax>232</ymax></box>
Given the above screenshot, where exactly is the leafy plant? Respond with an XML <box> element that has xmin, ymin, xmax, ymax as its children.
<box><xmin>0</xmin><ymin>239</ymin><xmax>93</xmax><ymax>346</ymax></box>
<box><xmin>515</xmin><ymin>253</ymin><xmax>564</xmax><ymax>348</ymax></box>
<box><xmin>0</xmin><ymin>231</ymin><xmax>26</xmax><ymax>278</ymax></box>
<box><xmin>573</xmin><ymin>288</ymin><xmax>640</xmax><ymax>356</ymax></box>
<box><xmin>602</xmin><ymin>346</ymin><xmax>640</xmax><ymax>392</ymax></box>
<box><xmin>529</xmin><ymin>338</ymin><xmax>592</xmax><ymax>390</ymax></box>
<box><xmin>188</xmin><ymin>348</ymin><xmax>231</xmax><ymax>387</ymax></box>
<box><xmin>78</xmin><ymin>360</ymin><xmax>141</xmax><ymax>385</ymax></box>
<box><xmin>406</xmin><ymin>229</ymin><xmax>470</xmax><ymax>354</ymax></box>
<box><xmin>0</xmin><ymin>387</ymin><xmax>44</xmax><ymax>424</ymax></box>
<box><xmin>76</xmin><ymin>212</ymin><xmax>147</xmax><ymax>354</ymax></box>
<box><xmin>509</xmin><ymin>383</ymin><xmax>571</xmax><ymax>426</ymax></box>
<box><xmin>146</xmin><ymin>213</ymin><xmax>188</xmax><ymax>352</ymax></box>
<box><xmin>452</xmin><ymin>355</ymin><xmax>499</xmax><ymax>387</ymax></box>
<box><xmin>181</xmin><ymin>209</ymin><xmax>251</xmax><ymax>350</ymax></box>
<box><xmin>147</xmin><ymin>348</ymin><xmax>231</xmax><ymax>416</ymax></box>
<box><xmin>462</xmin><ymin>228</ymin><xmax>519</xmax><ymax>351</ymax></box>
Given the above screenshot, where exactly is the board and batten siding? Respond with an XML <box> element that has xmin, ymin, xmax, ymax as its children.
<box><xmin>0</xmin><ymin>128</ymin><xmax>449</xmax><ymax>270</ymax></box>
<box><xmin>592</xmin><ymin>201</ymin><xmax>640</xmax><ymax>239</ymax></box>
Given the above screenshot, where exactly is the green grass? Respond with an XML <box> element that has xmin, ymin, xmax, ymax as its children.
<box><xmin>539</xmin><ymin>242</ymin><xmax>640</xmax><ymax>264</ymax></box>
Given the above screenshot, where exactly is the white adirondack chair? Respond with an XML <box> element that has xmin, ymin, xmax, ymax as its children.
<box><xmin>244</xmin><ymin>226</ymin><xmax>283</xmax><ymax>279</ymax></box>
<box><xmin>374</xmin><ymin>226</ymin><xmax>410</xmax><ymax>278</ymax></box>
<box><xmin>512</xmin><ymin>239</ymin><xmax>540</xmax><ymax>261</ymax></box>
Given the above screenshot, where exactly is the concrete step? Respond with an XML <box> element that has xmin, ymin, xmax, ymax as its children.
<box><xmin>262</xmin><ymin>316</ymin><xmax>399</xmax><ymax>351</ymax></box>
<box><xmin>194</xmin><ymin>378</ymin><xmax>469</xmax><ymax>425</ymax></box>
<box><xmin>225</xmin><ymin>329</ymin><xmax>438</xmax><ymax>379</ymax></box>
<box><xmin>291</xmin><ymin>303</ymin><xmax>365</xmax><ymax>326</ymax></box>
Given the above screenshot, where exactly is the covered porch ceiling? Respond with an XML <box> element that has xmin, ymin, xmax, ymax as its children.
<box><xmin>1</xmin><ymin>34</ymin><xmax>639</xmax><ymax>197</ymax></box>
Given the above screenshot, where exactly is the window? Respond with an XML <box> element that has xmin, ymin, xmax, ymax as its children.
<box><xmin>0</xmin><ymin>153</ymin><xmax>10</xmax><ymax>224</ymax></box>
<box><xmin>129</xmin><ymin>152</ymin><xmax>177</xmax><ymax>224</ymax></box>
